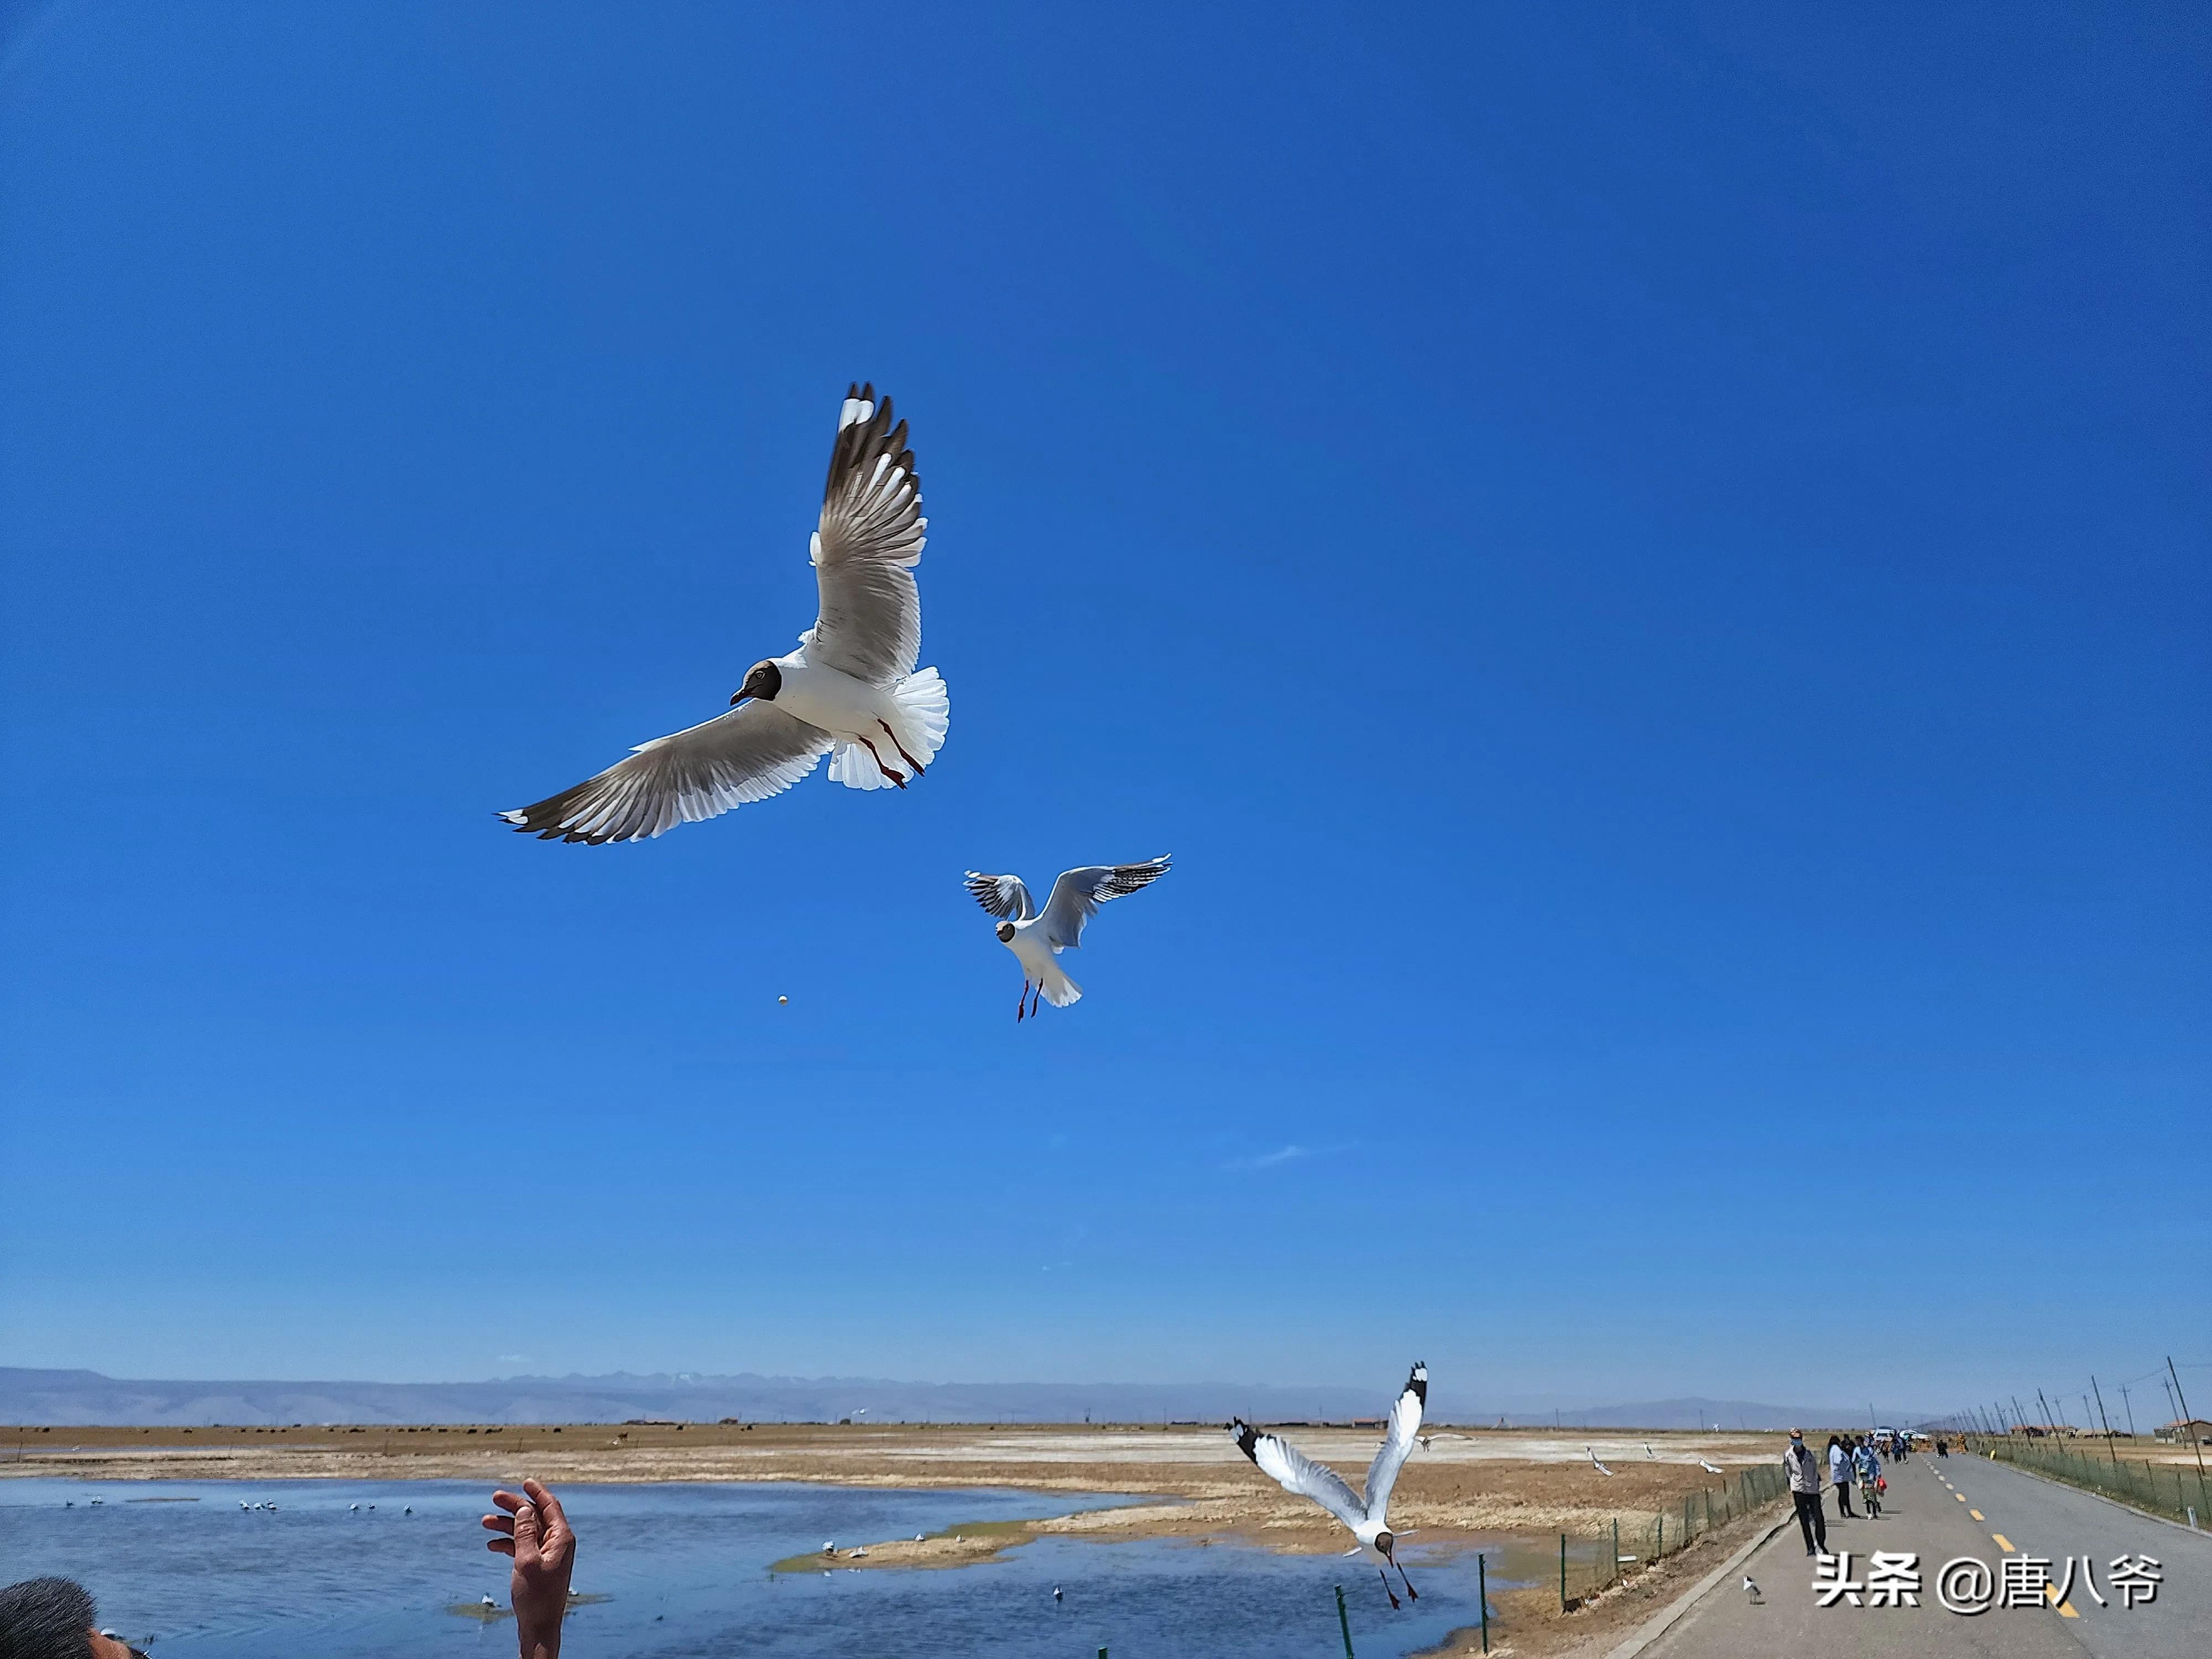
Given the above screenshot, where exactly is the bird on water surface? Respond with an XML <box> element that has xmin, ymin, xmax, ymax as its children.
<box><xmin>963</xmin><ymin>857</ymin><xmax>1172</xmax><ymax>1019</ymax></box>
<box><xmin>502</xmin><ymin>384</ymin><xmax>947</xmax><ymax>842</ymax></box>
<box><xmin>1230</xmin><ymin>1362</ymin><xmax>1428</xmax><ymax>1609</ymax></box>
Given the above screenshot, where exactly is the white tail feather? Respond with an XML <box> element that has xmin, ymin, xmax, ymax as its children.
<box><xmin>827</xmin><ymin>666</ymin><xmax>949</xmax><ymax>791</ymax></box>
<box><xmin>1037</xmin><ymin>962</ymin><xmax>1082</xmax><ymax>1008</ymax></box>
<box><xmin>828</xmin><ymin>740</ymin><xmax>900</xmax><ymax>789</ymax></box>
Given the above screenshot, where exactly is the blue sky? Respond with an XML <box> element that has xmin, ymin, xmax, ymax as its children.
<box><xmin>2</xmin><ymin>3</ymin><xmax>2204</xmax><ymax>1411</ymax></box>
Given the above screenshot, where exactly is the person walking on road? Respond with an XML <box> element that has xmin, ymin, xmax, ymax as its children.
<box><xmin>1854</xmin><ymin>1436</ymin><xmax>1883</xmax><ymax>1517</ymax></box>
<box><xmin>1827</xmin><ymin>1434</ymin><xmax>1855</xmax><ymax>1517</ymax></box>
<box><xmin>1785</xmin><ymin>1428</ymin><xmax>1828</xmax><ymax>1556</ymax></box>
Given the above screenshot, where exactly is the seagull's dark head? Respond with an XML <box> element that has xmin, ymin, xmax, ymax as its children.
<box><xmin>732</xmin><ymin>660</ymin><xmax>782</xmax><ymax>705</ymax></box>
<box><xmin>995</xmin><ymin>921</ymin><xmax>1017</xmax><ymax>943</ymax></box>
<box><xmin>1375</xmin><ymin>1530</ymin><xmax>1395</xmax><ymax>1559</ymax></box>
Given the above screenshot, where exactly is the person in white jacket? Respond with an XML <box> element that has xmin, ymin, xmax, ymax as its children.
<box><xmin>1784</xmin><ymin>1429</ymin><xmax>1829</xmax><ymax>1556</ymax></box>
<box><xmin>1828</xmin><ymin>1433</ymin><xmax>1855</xmax><ymax>1517</ymax></box>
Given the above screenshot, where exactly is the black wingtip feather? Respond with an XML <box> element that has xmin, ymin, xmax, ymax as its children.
<box><xmin>1231</xmin><ymin>1420</ymin><xmax>1260</xmax><ymax>1462</ymax></box>
<box><xmin>1407</xmin><ymin>1363</ymin><xmax>1427</xmax><ymax>1406</ymax></box>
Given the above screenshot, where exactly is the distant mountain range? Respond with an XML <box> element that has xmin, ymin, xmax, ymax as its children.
<box><xmin>0</xmin><ymin>1369</ymin><xmax>1934</xmax><ymax>1430</ymax></box>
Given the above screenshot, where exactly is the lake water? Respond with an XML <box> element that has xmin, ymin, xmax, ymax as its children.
<box><xmin>0</xmin><ymin>1477</ymin><xmax>1507</xmax><ymax>1656</ymax></box>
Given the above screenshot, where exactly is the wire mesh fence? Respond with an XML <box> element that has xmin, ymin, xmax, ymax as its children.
<box><xmin>1963</xmin><ymin>1433</ymin><xmax>2210</xmax><ymax>1527</ymax></box>
<box><xmin>1557</xmin><ymin>1460</ymin><xmax>1787</xmax><ymax>1609</ymax></box>
<box><xmin>1931</xmin><ymin>1352</ymin><xmax>2212</xmax><ymax>1530</ymax></box>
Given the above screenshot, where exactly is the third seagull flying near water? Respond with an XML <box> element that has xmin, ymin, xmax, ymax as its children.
<box><xmin>500</xmin><ymin>384</ymin><xmax>948</xmax><ymax>842</ymax></box>
<box><xmin>1232</xmin><ymin>1363</ymin><xmax>1428</xmax><ymax>1609</ymax></box>
<box><xmin>963</xmin><ymin>858</ymin><xmax>1171</xmax><ymax>1020</ymax></box>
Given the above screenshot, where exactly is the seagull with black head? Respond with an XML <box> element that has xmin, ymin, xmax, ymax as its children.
<box><xmin>502</xmin><ymin>384</ymin><xmax>947</xmax><ymax>843</ymax></box>
<box><xmin>1230</xmin><ymin>1362</ymin><xmax>1428</xmax><ymax>1609</ymax></box>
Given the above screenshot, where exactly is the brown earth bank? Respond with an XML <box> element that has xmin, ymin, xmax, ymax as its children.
<box><xmin>7</xmin><ymin>1421</ymin><xmax>1800</xmax><ymax>1653</ymax></box>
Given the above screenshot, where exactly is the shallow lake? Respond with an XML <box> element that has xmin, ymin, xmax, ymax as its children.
<box><xmin>0</xmin><ymin>1477</ymin><xmax>1506</xmax><ymax>1656</ymax></box>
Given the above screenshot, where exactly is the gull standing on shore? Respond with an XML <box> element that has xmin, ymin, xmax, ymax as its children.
<box><xmin>963</xmin><ymin>858</ymin><xmax>1171</xmax><ymax>1019</ymax></box>
<box><xmin>1230</xmin><ymin>1362</ymin><xmax>1427</xmax><ymax>1609</ymax></box>
<box><xmin>502</xmin><ymin>384</ymin><xmax>948</xmax><ymax>842</ymax></box>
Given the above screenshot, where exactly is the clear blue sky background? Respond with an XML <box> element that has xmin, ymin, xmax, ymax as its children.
<box><xmin>2</xmin><ymin>3</ymin><xmax>2204</xmax><ymax>1412</ymax></box>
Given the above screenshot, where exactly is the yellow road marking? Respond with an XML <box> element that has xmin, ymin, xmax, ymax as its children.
<box><xmin>1992</xmin><ymin>1534</ymin><xmax>2014</xmax><ymax>1551</ymax></box>
<box><xmin>1955</xmin><ymin>1492</ymin><xmax>1967</xmax><ymax>1501</ymax></box>
<box><xmin>2044</xmin><ymin>1585</ymin><xmax>2079</xmax><ymax>1619</ymax></box>
<box><xmin>1969</xmin><ymin>1509</ymin><xmax>1983</xmax><ymax>1520</ymax></box>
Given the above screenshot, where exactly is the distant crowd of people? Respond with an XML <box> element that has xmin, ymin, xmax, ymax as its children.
<box><xmin>0</xmin><ymin>1479</ymin><xmax>576</xmax><ymax>1659</ymax></box>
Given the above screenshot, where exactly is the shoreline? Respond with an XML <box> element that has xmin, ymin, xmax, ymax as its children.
<box><xmin>6</xmin><ymin>1423</ymin><xmax>1798</xmax><ymax>1657</ymax></box>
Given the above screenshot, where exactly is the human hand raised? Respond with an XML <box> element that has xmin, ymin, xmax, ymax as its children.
<box><xmin>482</xmin><ymin>1478</ymin><xmax>575</xmax><ymax>1659</ymax></box>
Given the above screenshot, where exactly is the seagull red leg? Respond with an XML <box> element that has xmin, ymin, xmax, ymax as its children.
<box><xmin>1017</xmin><ymin>983</ymin><xmax>1028</xmax><ymax>1022</ymax></box>
<box><xmin>879</xmin><ymin>720</ymin><xmax>926</xmax><ymax>776</ymax></box>
<box><xmin>854</xmin><ymin>735</ymin><xmax>906</xmax><ymax>789</ymax></box>
<box><xmin>1395</xmin><ymin>1559</ymin><xmax>1418</xmax><ymax>1601</ymax></box>
<box><xmin>1379</xmin><ymin>1568</ymin><xmax>1401</xmax><ymax>1610</ymax></box>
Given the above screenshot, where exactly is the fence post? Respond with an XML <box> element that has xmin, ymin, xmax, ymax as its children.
<box><xmin>1479</xmin><ymin>1553</ymin><xmax>1490</xmax><ymax>1653</ymax></box>
<box><xmin>1560</xmin><ymin>1532</ymin><xmax>1567</xmax><ymax>1611</ymax></box>
<box><xmin>1335</xmin><ymin>1584</ymin><xmax>1354</xmax><ymax>1659</ymax></box>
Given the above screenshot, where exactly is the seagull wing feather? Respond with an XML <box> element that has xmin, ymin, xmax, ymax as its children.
<box><xmin>500</xmin><ymin>704</ymin><xmax>833</xmax><ymax>844</ymax></box>
<box><xmin>1363</xmin><ymin>1362</ymin><xmax>1427</xmax><ymax>1522</ymax></box>
<box><xmin>1233</xmin><ymin>1421</ymin><xmax>1366</xmax><ymax>1530</ymax></box>
<box><xmin>807</xmin><ymin>383</ymin><xmax>926</xmax><ymax>686</ymax></box>
<box><xmin>1037</xmin><ymin>856</ymin><xmax>1172</xmax><ymax>950</ymax></box>
<box><xmin>963</xmin><ymin>872</ymin><xmax>1036</xmax><ymax>921</ymax></box>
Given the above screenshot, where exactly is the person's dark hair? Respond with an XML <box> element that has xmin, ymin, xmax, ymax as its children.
<box><xmin>1827</xmin><ymin>1433</ymin><xmax>1840</xmax><ymax>1451</ymax></box>
<box><xmin>0</xmin><ymin>1576</ymin><xmax>98</xmax><ymax>1659</ymax></box>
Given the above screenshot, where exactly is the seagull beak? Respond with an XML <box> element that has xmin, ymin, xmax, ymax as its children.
<box><xmin>730</xmin><ymin>690</ymin><xmax>747</xmax><ymax>705</ymax></box>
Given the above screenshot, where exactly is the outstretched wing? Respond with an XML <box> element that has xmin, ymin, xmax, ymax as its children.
<box><xmin>500</xmin><ymin>703</ymin><xmax>833</xmax><ymax>844</ymax></box>
<box><xmin>1037</xmin><ymin>855</ymin><xmax>1172</xmax><ymax>950</ymax></box>
<box><xmin>807</xmin><ymin>383</ymin><xmax>926</xmax><ymax>686</ymax></box>
<box><xmin>1362</xmin><ymin>1362</ymin><xmax>1427</xmax><ymax>1521</ymax></box>
<box><xmin>963</xmin><ymin>872</ymin><xmax>1036</xmax><ymax>921</ymax></box>
<box><xmin>1232</xmin><ymin>1420</ymin><xmax>1365</xmax><ymax>1530</ymax></box>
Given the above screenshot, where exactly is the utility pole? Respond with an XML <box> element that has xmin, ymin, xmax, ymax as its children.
<box><xmin>2012</xmin><ymin>1396</ymin><xmax>2030</xmax><ymax>1437</ymax></box>
<box><xmin>2119</xmin><ymin>1383</ymin><xmax>2136</xmax><ymax>1437</ymax></box>
<box><xmin>2036</xmin><ymin>1389</ymin><xmax>2057</xmax><ymax>1437</ymax></box>
<box><xmin>2168</xmin><ymin>1357</ymin><xmax>2208</xmax><ymax>1488</ymax></box>
<box><xmin>2090</xmin><ymin>1378</ymin><xmax>2119</xmax><ymax>1470</ymax></box>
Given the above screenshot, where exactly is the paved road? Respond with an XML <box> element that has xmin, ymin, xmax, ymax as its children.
<box><xmin>1642</xmin><ymin>1449</ymin><xmax>2211</xmax><ymax>1658</ymax></box>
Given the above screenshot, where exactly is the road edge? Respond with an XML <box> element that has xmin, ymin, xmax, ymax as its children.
<box><xmin>1594</xmin><ymin>1510</ymin><xmax>1793</xmax><ymax>1659</ymax></box>
<box><xmin>1974</xmin><ymin>1453</ymin><xmax>2212</xmax><ymax>1542</ymax></box>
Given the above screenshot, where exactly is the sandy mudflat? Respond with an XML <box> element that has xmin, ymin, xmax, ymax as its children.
<box><xmin>4</xmin><ymin>1422</ymin><xmax>1799</xmax><ymax>1656</ymax></box>
<box><xmin>2</xmin><ymin>1421</ymin><xmax>1775</xmax><ymax>1530</ymax></box>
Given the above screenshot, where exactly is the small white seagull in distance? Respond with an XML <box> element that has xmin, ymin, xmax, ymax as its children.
<box><xmin>1743</xmin><ymin>1574</ymin><xmax>1762</xmax><ymax>1603</ymax></box>
<box><xmin>1699</xmin><ymin>1458</ymin><xmax>1724</xmax><ymax>1475</ymax></box>
<box><xmin>1418</xmin><ymin>1432</ymin><xmax>1470</xmax><ymax>1449</ymax></box>
<box><xmin>964</xmin><ymin>857</ymin><xmax>1172</xmax><ymax>1019</ymax></box>
<box><xmin>502</xmin><ymin>384</ymin><xmax>947</xmax><ymax>842</ymax></box>
<box><xmin>1644</xmin><ymin>1443</ymin><xmax>1657</xmax><ymax>1459</ymax></box>
<box><xmin>1232</xmin><ymin>1362</ymin><xmax>1427</xmax><ymax>1609</ymax></box>
<box><xmin>1587</xmin><ymin>1447</ymin><xmax>1614</xmax><ymax>1477</ymax></box>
